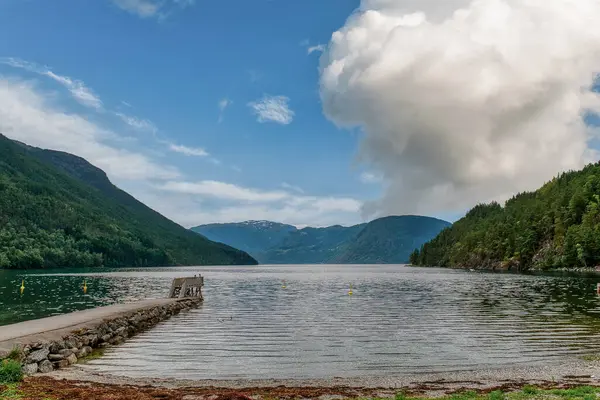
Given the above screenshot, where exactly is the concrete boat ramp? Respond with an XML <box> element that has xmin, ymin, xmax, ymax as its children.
<box><xmin>0</xmin><ymin>298</ymin><xmax>179</xmax><ymax>354</ymax></box>
<box><xmin>0</xmin><ymin>277</ymin><xmax>204</xmax><ymax>375</ymax></box>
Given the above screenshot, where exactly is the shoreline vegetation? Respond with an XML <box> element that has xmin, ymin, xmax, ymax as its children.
<box><xmin>406</xmin><ymin>263</ymin><xmax>600</xmax><ymax>274</ymax></box>
<box><xmin>3</xmin><ymin>379</ymin><xmax>600</xmax><ymax>400</ymax></box>
<box><xmin>411</xmin><ymin>162</ymin><xmax>600</xmax><ymax>272</ymax></box>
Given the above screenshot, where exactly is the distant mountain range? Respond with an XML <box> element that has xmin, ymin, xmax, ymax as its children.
<box><xmin>191</xmin><ymin>215</ymin><xmax>450</xmax><ymax>264</ymax></box>
<box><xmin>0</xmin><ymin>134</ymin><xmax>257</xmax><ymax>269</ymax></box>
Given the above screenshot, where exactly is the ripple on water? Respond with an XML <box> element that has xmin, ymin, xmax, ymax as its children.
<box><xmin>63</xmin><ymin>265</ymin><xmax>600</xmax><ymax>380</ymax></box>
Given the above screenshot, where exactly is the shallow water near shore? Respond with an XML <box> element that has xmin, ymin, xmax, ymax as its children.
<box><xmin>4</xmin><ymin>265</ymin><xmax>600</xmax><ymax>379</ymax></box>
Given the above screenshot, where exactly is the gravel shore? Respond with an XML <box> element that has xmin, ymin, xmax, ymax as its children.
<box><xmin>42</xmin><ymin>357</ymin><xmax>600</xmax><ymax>397</ymax></box>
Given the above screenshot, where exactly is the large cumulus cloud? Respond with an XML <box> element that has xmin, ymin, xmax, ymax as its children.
<box><xmin>320</xmin><ymin>0</ymin><xmax>600</xmax><ymax>218</ymax></box>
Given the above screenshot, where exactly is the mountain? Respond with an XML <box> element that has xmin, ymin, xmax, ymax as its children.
<box><xmin>195</xmin><ymin>216</ymin><xmax>450</xmax><ymax>264</ymax></box>
<box><xmin>190</xmin><ymin>221</ymin><xmax>297</xmax><ymax>255</ymax></box>
<box><xmin>410</xmin><ymin>162</ymin><xmax>600</xmax><ymax>271</ymax></box>
<box><xmin>260</xmin><ymin>224</ymin><xmax>367</xmax><ymax>264</ymax></box>
<box><xmin>0</xmin><ymin>134</ymin><xmax>257</xmax><ymax>269</ymax></box>
<box><xmin>331</xmin><ymin>216</ymin><xmax>451</xmax><ymax>264</ymax></box>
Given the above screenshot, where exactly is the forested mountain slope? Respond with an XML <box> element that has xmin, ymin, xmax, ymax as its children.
<box><xmin>0</xmin><ymin>134</ymin><xmax>257</xmax><ymax>269</ymax></box>
<box><xmin>332</xmin><ymin>216</ymin><xmax>451</xmax><ymax>264</ymax></box>
<box><xmin>411</xmin><ymin>163</ymin><xmax>600</xmax><ymax>271</ymax></box>
<box><xmin>259</xmin><ymin>224</ymin><xmax>366</xmax><ymax>264</ymax></box>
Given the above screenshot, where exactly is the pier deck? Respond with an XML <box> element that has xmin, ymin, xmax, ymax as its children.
<box><xmin>0</xmin><ymin>298</ymin><xmax>182</xmax><ymax>354</ymax></box>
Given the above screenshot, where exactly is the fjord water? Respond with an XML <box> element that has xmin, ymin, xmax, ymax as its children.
<box><xmin>4</xmin><ymin>265</ymin><xmax>600</xmax><ymax>379</ymax></box>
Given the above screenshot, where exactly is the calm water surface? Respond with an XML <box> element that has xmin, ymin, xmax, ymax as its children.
<box><xmin>3</xmin><ymin>265</ymin><xmax>600</xmax><ymax>379</ymax></box>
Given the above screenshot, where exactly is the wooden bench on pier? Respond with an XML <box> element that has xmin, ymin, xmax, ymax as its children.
<box><xmin>169</xmin><ymin>276</ymin><xmax>204</xmax><ymax>299</ymax></box>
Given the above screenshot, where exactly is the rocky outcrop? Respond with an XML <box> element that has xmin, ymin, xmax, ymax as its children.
<box><xmin>11</xmin><ymin>298</ymin><xmax>201</xmax><ymax>376</ymax></box>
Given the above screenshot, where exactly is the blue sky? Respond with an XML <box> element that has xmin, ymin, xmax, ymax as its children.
<box><xmin>0</xmin><ymin>0</ymin><xmax>388</xmax><ymax>227</ymax></box>
<box><xmin>2</xmin><ymin>0</ymin><xmax>594</xmax><ymax>228</ymax></box>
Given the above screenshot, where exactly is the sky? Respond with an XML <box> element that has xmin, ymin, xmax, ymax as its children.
<box><xmin>1</xmin><ymin>0</ymin><xmax>599</xmax><ymax>228</ymax></box>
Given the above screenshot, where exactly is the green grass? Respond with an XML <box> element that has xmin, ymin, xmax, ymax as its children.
<box><xmin>373</xmin><ymin>386</ymin><xmax>600</xmax><ymax>400</ymax></box>
<box><xmin>0</xmin><ymin>359</ymin><xmax>23</xmax><ymax>385</ymax></box>
<box><xmin>4</xmin><ymin>347</ymin><xmax>23</xmax><ymax>362</ymax></box>
<box><xmin>580</xmin><ymin>354</ymin><xmax>600</xmax><ymax>361</ymax></box>
<box><xmin>0</xmin><ymin>383</ymin><xmax>56</xmax><ymax>400</ymax></box>
<box><xmin>0</xmin><ymin>384</ymin><xmax>23</xmax><ymax>399</ymax></box>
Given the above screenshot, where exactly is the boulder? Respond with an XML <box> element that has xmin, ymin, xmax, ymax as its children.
<box><xmin>77</xmin><ymin>346</ymin><xmax>92</xmax><ymax>358</ymax></box>
<box><xmin>109</xmin><ymin>336</ymin><xmax>124</xmax><ymax>345</ymax></box>
<box><xmin>53</xmin><ymin>359</ymin><xmax>69</xmax><ymax>369</ymax></box>
<box><xmin>86</xmin><ymin>334</ymin><xmax>99</xmax><ymax>347</ymax></box>
<box><xmin>30</xmin><ymin>342</ymin><xmax>48</xmax><ymax>351</ymax></box>
<box><xmin>114</xmin><ymin>326</ymin><xmax>127</xmax><ymax>336</ymax></box>
<box><xmin>100</xmin><ymin>334</ymin><xmax>112</xmax><ymax>343</ymax></box>
<box><xmin>58</xmin><ymin>349</ymin><xmax>73</xmax><ymax>357</ymax></box>
<box><xmin>64</xmin><ymin>337</ymin><xmax>80</xmax><ymax>349</ymax></box>
<box><xmin>49</xmin><ymin>340</ymin><xmax>66</xmax><ymax>353</ymax></box>
<box><xmin>25</xmin><ymin>348</ymin><xmax>49</xmax><ymax>364</ymax></box>
<box><xmin>22</xmin><ymin>363</ymin><xmax>38</xmax><ymax>375</ymax></box>
<box><xmin>38</xmin><ymin>359</ymin><xmax>54</xmax><ymax>373</ymax></box>
<box><xmin>48</xmin><ymin>353</ymin><xmax>65</xmax><ymax>361</ymax></box>
<box><xmin>66</xmin><ymin>353</ymin><xmax>78</xmax><ymax>365</ymax></box>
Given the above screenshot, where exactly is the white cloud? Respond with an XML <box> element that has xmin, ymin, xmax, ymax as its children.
<box><xmin>158</xmin><ymin>180</ymin><xmax>290</xmax><ymax>202</ymax></box>
<box><xmin>360</xmin><ymin>172</ymin><xmax>382</xmax><ymax>184</ymax></box>
<box><xmin>111</xmin><ymin>0</ymin><xmax>194</xmax><ymax>19</ymax></box>
<box><xmin>0</xmin><ymin>57</ymin><xmax>103</xmax><ymax>110</ymax></box>
<box><xmin>0</xmin><ymin>77</ymin><xmax>179</xmax><ymax>181</ymax></box>
<box><xmin>248</xmin><ymin>95</ymin><xmax>294</xmax><ymax>125</ymax></box>
<box><xmin>115</xmin><ymin>112</ymin><xmax>157</xmax><ymax>133</ymax></box>
<box><xmin>121</xmin><ymin>100</ymin><xmax>132</xmax><ymax>107</ymax></box>
<box><xmin>307</xmin><ymin>44</ymin><xmax>326</xmax><ymax>55</ymax></box>
<box><xmin>281</xmin><ymin>182</ymin><xmax>304</xmax><ymax>193</ymax></box>
<box><xmin>168</xmin><ymin>143</ymin><xmax>209</xmax><ymax>157</ymax></box>
<box><xmin>320</xmin><ymin>0</ymin><xmax>600</xmax><ymax>219</ymax></box>
<box><xmin>152</xmin><ymin>180</ymin><xmax>362</xmax><ymax>227</ymax></box>
<box><xmin>218</xmin><ymin>98</ymin><xmax>232</xmax><ymax>122</ymax></box>
<box><xmin>219</xmin><ymin>98</ymin><xmax>232</xmax><ymax>111</ymax></box>
<box><xmin>112</xmin><ymin>0</ymin><xmax>159</xmax><ymax>18</ymax></box>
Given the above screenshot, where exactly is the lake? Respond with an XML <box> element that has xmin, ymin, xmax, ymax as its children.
<box><xmin>3</xmin><ymin>265</ymin><xmax>600</xmax><ymax>379</ymax></box>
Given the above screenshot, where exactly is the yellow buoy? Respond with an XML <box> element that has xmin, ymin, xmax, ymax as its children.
<box><xmin>83</xmin><ymin>280</ymin><xmax>88</xmax><ymax>294</ymax></box>
<box><xmin>348</xmin><ymin>283</ymin><xmax>353</xmax><ymax>296</ymax></box>
<box><xmin>20</xmin><ymin>280</ymin><xmax>25</xmax><ymax>295</ymax></box>
<box><xmin>282</xmin><ymin>280</ymin><xmax>287</xmax><ymax>289</ymax></box>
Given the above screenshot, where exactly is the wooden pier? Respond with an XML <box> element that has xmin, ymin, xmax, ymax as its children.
<box><xmin>168</xmin><ymin>276</ymin><xmax>204</xmax><ymax>299</ymax></box>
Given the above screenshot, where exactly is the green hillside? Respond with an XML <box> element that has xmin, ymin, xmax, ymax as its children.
<box><xmin>0</xmin><ymin>134</ymin><xmax>257</xmax><ymax>269</ymax></box>
<box><xmin>332</xmin><ymin>216</ymin><xmax>451</xmax><ymax>264</ymax></box>
<box><xmin>260</xmin><ymin>224</ymin><xmax>366</xmax><ymax>264</ymax></box>
<box><xmin>410</xmin><ymin>162</ymin><xmax>600</xmax><ymax>271</ymax></box>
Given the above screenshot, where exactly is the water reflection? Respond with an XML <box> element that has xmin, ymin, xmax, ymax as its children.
<box><xmin>3</xmin><ymin>266</ymin><xmax>600</xmax><ymax>379</ymax></box>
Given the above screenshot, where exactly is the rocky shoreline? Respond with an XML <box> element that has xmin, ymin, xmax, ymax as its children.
<box><xmin>2</xmin><ymin>298</ymin><xmax>201</xmax><ymax>376</ymax></box>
